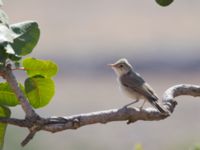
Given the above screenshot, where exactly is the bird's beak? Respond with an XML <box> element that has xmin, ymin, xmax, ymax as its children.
<box><xmin>107</xmin><ymin>64</ymin><xmax>115</xmax><ymax>67</ymax></box>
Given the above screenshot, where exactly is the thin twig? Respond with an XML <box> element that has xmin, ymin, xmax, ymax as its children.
<box><xmin>12</xmin><ymin>67</ymin><xmax>31</xmax><ymax>71</ymax></box>
<box><xmin>21</xmin><ymin>131</ymin><xmax>36</xmax><ymax>147</ymax></box>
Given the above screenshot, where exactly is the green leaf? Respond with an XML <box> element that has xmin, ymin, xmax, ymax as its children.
<box><xmin>10</xmin><ymin>21</ymin><xmax>40</xmax><ymax>56</ymax></box>
<box><xmin>0</xmin><ymin>9</ymin><xmax>8</xmax><ymax>25</ymax></box>
<box><xmin>0</xmin><ymin>49</ymin><xmax>7</xmax><ymax>63</ymax></box>
<box><xmin>22</xmin><ymin>57</ymin><xmax>58</xmax><ymax>78</ymax></box>
<box><xmin>155</xmin><ymin>0</ymin><xmax>174</xmax><ymax>6</ymax></box>
<box><xmin>191</xmin><ymin>144</ymin><xmax>200</xmax><ymax>150</ymax></box>
<box><xmin>134</xmin><ymin>144</ymin><xmax>143</xmax><ymax>150</ymax></box>
<box><xmin>14</xmin><ymin>61</ymin><xmax>20</xmax><ymax>68</ymax></box>
<box><xmin>0</xmin><ymin>24</ymin><xmax>16</xmax><ymax>59</ymax></box>
<box><xmin>4</xmin><ymin>44</ymin><xmax>15</xmax><ymax>55</ymax></box>
<box><xmin>0</xmin><ymin>82</ymin><xmax>24</xmax><ymax>106</ymax></box>
<box><xmin>8</xmin><ymin>53</ymin><xmax>21</xmax><ymax>61</ymax></box>
<box><xmin>25</xmin><ymin>76</ymin><xmax>55</xmax><ymax>108</ymax></box>
<box><xmin>0</xmin><ymin>106</ymin><xmax>11</xmax><ymax>150</ymax></box>
<box><xmin>0</xmin><ymin>24</ymin><xmax>13</xmax><ymax>47</ymax></box>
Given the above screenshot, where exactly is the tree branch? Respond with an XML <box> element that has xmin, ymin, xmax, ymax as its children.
<box><xmin>162</xmin><ymin>84</ymin><xmax>200</xmax><ymax>113</ymax></box>
<box><xmin>0</xmin><ymin>65</ymin><xmax>200</xmax><ymax>146</ymax></box>
<box><xmin>1</xmin><ymin>65</ymin><xmax>38</xmax><ymax>119</ymax></box>
<box><xmin>41</xmin><ymin>107</ymin><xmax>168</xmax><ymax>133</ymax></box>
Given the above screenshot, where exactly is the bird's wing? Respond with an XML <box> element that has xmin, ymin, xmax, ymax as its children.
<box><xmin>141</xmin><ymin>83</ymin><xmax>159</xmax><ymax>101</ymax></box>
<box><xmin>120</xmin><ymin>71</ymin><xmax>158</xmax><ymax>101</ymax></box>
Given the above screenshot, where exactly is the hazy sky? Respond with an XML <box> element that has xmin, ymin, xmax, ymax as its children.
<box><xmin>3</xmin><ymin>0</ymin><xmax>200</xmax><ymax>63</ymax></box>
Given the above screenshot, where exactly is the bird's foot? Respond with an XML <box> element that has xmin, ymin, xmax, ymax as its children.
<box><xmin>139</xmin><ymin>106</ymin><xmax>144</xmax><ymax>111</ymax></box>
<box><xmin>122</xmin><ymin>105</ymin><xmax>129</xmax><ymax>110</ymax></box>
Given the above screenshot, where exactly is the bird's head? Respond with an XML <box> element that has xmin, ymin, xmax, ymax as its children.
<box><xmin>108</xmin><ymin>58</ymin><xmax>133</xmax><ymax>76</ymax></box>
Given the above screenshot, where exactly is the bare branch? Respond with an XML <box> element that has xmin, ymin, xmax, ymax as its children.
<box><xmin>21</xmin><ymin>118</ymin><xmax>46</xmax><ymax>147</ymax></box>
<box><xmin>42</xmin><ymin>107</ymin><xmax>169</xmax><ymax>132</ymax></box>
<box><xmin>162</xmin><ymin>84</ymin><xmax>200</xmax><ymax>113</ymax></box>
<box><xmin>0</xmin><ymin>65</ymin><xmax>200</xmax><ymax>147</ymax></box>
<box><xmin>21</xmin><ymin>131</ymin><xmax>36</xmax><ymax>147</ymax></box>
<box><xmin>0</xmin><ymin>118</ymin><xmax>27</xmax><ymax>127</ymax></box>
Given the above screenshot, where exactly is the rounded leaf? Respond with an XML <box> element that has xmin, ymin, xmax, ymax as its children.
<box><xmin>8</xmin><ymin>54</ymin><xmax>21</xmax><ymax>61</ymax></box>
<box><xmin>0</xmin><ymin>82</ymin><xmax>22</xmax><ymax>106</ymax></box>
<box><xmin>0</xmin><ymin>49</ymin><xmax>7</xmax><ymax>63</ymax></box>
<box><xmin>25</xmin><ymin>76</ymin><xmax>55</xmax><ymax>108</ymax></box>
<box><xmin>0</xmin><ymin>106</ymin><xmax>11</xmax><ymax>150</ymax></box>
<box><xmin>155</xmin><ymin>0</ymin><xmax>174</xmax><ymax>6</ymax></box>
<box><xmin>22</xmin><ymin>57</ymin><xmax>58</xmax><ymax>78</ymax></box>
<box><xmin>10</xmin><ymin>21</ymin><xmax>40</xmax><ymax>56</ymax></box>
<box><xmin>0</xmin><ymin>9</ymin><xmax>8</xmax><ymax>25</ymax></box>
<box><xmin>0</xmin><ymin>24</ymin><xmax>13</xmax><ymax>46</ymax></box>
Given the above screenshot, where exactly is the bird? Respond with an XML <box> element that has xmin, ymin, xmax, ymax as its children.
<box><xmin>108</xmin><ymin>58</ymin><xmax>165</xmax><ymax>113</ymax></box>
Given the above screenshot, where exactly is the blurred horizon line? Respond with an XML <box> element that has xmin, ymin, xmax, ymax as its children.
<box><xmin>48</xmin><ymin>55</ymin><xmax>200</xmax><ymax>77</ymax></box>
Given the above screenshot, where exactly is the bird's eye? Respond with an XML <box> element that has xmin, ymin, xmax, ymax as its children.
<box><xmin>119</xmin><ymin>64</ymin><xmax>123</xmax><ymax>68</ymax></box>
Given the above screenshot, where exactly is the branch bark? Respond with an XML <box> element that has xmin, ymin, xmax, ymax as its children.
<box><xmin>1</xmin><ymin>65</ymin><xmax>38</xmax><ymax>119</ymax></box>
<box><xmin>162</xmin><ymin>84</ymin><xmax>200</xmax><ymax>113</ymax></box>
<box><xmin>0</xmin><ymin>66</ymin><xmax>200</xmax><ymax>146</ymax></box>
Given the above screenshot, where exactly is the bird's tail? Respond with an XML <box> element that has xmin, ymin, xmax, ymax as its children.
<box><xmin>150</xmin><ymin>101</ymin><xmax>166</xmax><ymax>113</ymax></box>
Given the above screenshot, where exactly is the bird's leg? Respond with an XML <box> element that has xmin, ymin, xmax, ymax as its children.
<box><xmin>139</xmin><ymin>100</ymin><xmax>146</xmax><ymax>109</ymax></box>
<box><xmin>123</xmin><ymin>99</ymin><xmax>139</xmax><ymax>108</ymax></box>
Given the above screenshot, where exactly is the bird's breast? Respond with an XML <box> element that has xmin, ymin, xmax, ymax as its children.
<box><xmin>119</xmin><ymin>83</ymin><xmax>143</xmax><ymax>100</ymax></box>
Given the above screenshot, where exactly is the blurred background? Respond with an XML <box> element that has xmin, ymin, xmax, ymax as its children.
<box><xmin>2</xmin><ymin>0</ymin><xmax>200</xmax><ymax>150</ymax></box>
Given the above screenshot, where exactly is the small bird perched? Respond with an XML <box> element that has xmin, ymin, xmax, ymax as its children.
<box><xmin>109</xmin><ymin>58</ymin><xmax>165</xmax><ymax>113</ymax></box>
